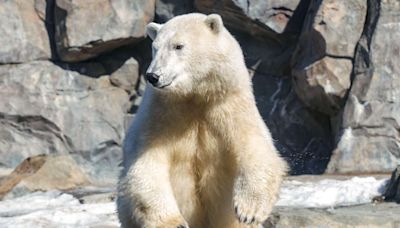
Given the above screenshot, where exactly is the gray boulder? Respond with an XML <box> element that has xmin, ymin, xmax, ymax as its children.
<box><xmin>0</xmin><ymin>0</ymin><xmax>52</xmax><ymax>63</ymax></box>
<box><xmin>266</xmin><ymin>203</ymin><xmax>400</xmax><ymax>228</ymax></box>
<box><xmin>327</xmin><ymin>0</ymin><xmax>400</xmax><ymax>173</ymax></box>
<box><xmin>291</xmin><ymin>0</ymin><xmax>367</xmax><ymax>115</ymax></box>
<box><xmin>54</xmin><ymin>0</ymin><xmax>156</xmax><ymax>62</ymax></box>
<box><xmin>0</xmin><ymin>154</ymin><xmax>90</xmax><ymax>199</ymax></box>
<box><xmin>0</xmin><ymin>61</ymin><xmax>130</xmax><ymax>184</ymax></box>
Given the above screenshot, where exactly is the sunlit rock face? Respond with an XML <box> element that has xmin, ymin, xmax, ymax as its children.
<box><xmin>327</xmin><ymin>0</ymin><xmax>400</xmax><ymax>174</ymax></box>
<box><xmin>0</xmin><ymin>0</ymin><xmax>399</xmax><ymax>184</ymax></box>
<box><xmin>0</xmin><ymin>0</ymin><xmax>52</xmax><ymax>63</ymax></box>
<box><xmin>54</xmin><ymin>0</ymin><xmax>155</xmax><ymax>62</ymax></box>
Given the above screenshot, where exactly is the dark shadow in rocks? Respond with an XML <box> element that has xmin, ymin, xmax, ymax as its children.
<box><xmin>232</xmin><ymin>27</ymin><xmax>332</xmax><ymax>174</ymax></box>
<box><xmin>346</xmin><ymin>0</ymin><xmax>381</xmax><ymax>102</ymax></box>
<box><xmin>384</xmin><ymin>165</ymin><xmax>400</xmax><ymax>203</ymax></box>
<box><xmin>49</xmin><ymin>39</ymin><xmax>150</xmax><ymax>79</ymax></box>
<box><xmin>284</xmin><ymin>0</ymin><xmax>312</xmax><ymax>35</ymax></box>
<box><xmin>155</xmin><ymin>0</ymin><xmax>195</xmax><ymax>23</ymax></box>
<box><xmin>252</xmin><ymin>72</ymin><xmax>333</xmax><ymax>175</ymax></box>
<box><xmin>229</xmin><ymin>0</ymin><xmax>333</xmax><ymax>174</ymax></box>
<box><xmin>51</xmin><ymin>60</ymin><xmax>108</xmax><ymax>78</ymax></box>
<box><xmin>44</xmin><ymin>0</ymin><xmax>59</xmax><ymax>60</ymax></box>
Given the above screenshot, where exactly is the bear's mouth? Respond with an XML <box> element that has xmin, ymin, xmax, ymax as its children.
<box><xmin>155</xmin><ymin>76</ymin><xmax>176</xmax><ymax>89</ymax></box>
<box><xmin>158</xmin><ymin>81</ymin><xmax>173</xmax><ymax>89</ymax></box>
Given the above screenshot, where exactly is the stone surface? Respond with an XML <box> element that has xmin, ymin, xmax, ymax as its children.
<box><xmin>109</xmin><ymin>58</ymin><xmax>140</xmax><ymax>94</ymax></box>
<box><xmin>195</xmin><ymin>0</ymin><xmax>308</xmax><ymax>38</ymax></box>
<box><xmin>0</xmin><ymin>155</ymin><xmax>89</xmax><ymax>199</ymax></box>
<box><xmin>0</xmin><ymin>155</ymin><xmax>46</xmax><ymax>199</ymax></box>
<box><xmin>327</xmin><ymin>0</ymin><xmax>400</xmax><ymax>173</ymax></box>
<box><xmin>291</xmin><ymin>0</ymin><xmax>367</xmax><ymax>115</ymax></box>
<box><xmin>98</xmin><ymin>48</ymin><xmax>141</xmax><ymax>95</ymax></box>
<box><xmin>0</xmin><ymin>61</ymin><xmax>130</xmax><ymax>184</ymax></box>
<box><xmin>54</xmin><ymin>0</ymin><xmax>156</xmax><ymax>62</ymax></box>
<box><xmin>265</xmin><ymin>203</ymin><xmax>400</xmax><ymax>228</ymax></box>
<box><xmin>0</xmin><ymin>0</ymin><xmax>52</xmax><ymax>63</ymax></box>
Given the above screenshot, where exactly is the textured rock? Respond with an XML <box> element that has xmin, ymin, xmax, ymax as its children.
<box><xmin>291</xmin><ymin>0</ymin><xmax>367</xmax><ymax>115</ymax></box>
<box><xmin>54</xmin><ymin>0</ymin><xmax>155</xmax><ymax>62</ymax></box>
<box><xmin>109</xmin><ymin>58</ymin><xmax>140</xmax><ymax>94</ymax></box>
<box><xmin>0</xmin><ymin>61</ymin><xmax>130</xmax><ymax>183</ymax></box>
<box><xmin>0</xmin><ymin>0</ymin><xmax>52</xmax><ymax>63</ymax></box>
<box><xmin>0</xmin><ymin>155</ymin><xmax>46</xmax><ymax>199</ymax></box>
<box><xmin>265</xmin><ymin>203</ymin><xmax>400</xmax><ymax>228</ymax></box>
<box><xmin>292</xmin><ymin>57</ymin><xmax>353</xmax><ymax>114</ymax></box>
<box><xmin>327</xmin><ymin>0</ymin><xmax>400</xmax><ymax>173</ymax></box>
<box><xmin>98</xmin><ymin>48</ymin><xmax>141</xmax><ymax>94</ymax></box>
<box><xmin>0</xmin><ymin>155</ymin><xmax>89</xmax><ymax>199</ymax></box>
<box><xmin>195</xmin><ymin>0</ymin><xmax>308</xmax><ymax>38</ymax></box>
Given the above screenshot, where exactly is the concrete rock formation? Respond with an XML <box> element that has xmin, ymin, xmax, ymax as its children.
<box><xmin>0</xmin><ymin>0</ymin><xmax>399</xmax><ymax>190</ymax></box>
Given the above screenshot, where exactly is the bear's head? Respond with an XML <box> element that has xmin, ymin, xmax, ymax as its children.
<box><xmin>145</xmin><ymin>13</ymin><xmax>248</xmax><ymax>99</ymax></box>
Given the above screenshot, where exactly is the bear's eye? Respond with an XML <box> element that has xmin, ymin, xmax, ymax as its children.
<box><xmin>174</xmin><ymin>44</ymin><xmax>184</xmax><ymax>50</ymax></box>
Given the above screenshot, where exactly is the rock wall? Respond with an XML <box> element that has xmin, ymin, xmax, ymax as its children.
<box><xmin>0</xmin><ymin>0</ymin><xmax>399</xmax><ymax>184</ymax></box>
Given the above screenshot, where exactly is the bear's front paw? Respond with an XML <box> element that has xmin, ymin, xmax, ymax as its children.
<box><xmin>233</xmin><ymin>176</ymin><xmax>274</xmax><ymax>225</ymax></box>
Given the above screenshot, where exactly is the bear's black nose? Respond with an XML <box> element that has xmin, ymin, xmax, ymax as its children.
<box><xmin>145</xmin><ymin>73</ymin><xmax>160</xmax><ymax>85</ymax></box>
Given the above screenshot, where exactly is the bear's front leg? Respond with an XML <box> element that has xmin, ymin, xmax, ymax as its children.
<box><xmin>118</xmin><ymin>150</ymin><xmax>188</xmax><ymax>228</ymax></box>
<box><xmin>232</xmin><ymin>131</ymin><xmax>286</xmax><ymax>226</ymax></box>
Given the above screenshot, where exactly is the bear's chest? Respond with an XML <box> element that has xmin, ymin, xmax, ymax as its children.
<box><xmin>170</xmin><ymin>119</ymin><xmax>234</xmax><ymax>176</ymax></box>
<box><xmin>172</xmin><ymin>121</ymin><xmax>225</xmax><ymax>159</ymax></box>
<box><xmin>169</xmin><ymin>119</ymin><xmax>236</xmax><ymax>211</ymax></box>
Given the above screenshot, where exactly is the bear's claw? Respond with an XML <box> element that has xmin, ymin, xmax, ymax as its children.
<box><xmin>234</xmin><ymin>203</ymin><xmax>257</xmax><ymax>224</ymax></box>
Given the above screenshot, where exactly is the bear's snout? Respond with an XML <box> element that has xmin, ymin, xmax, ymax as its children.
<box><xmin>145</xmin><ymin>73</ymin><xmax>160</xmax><ymax>86</ymax></box>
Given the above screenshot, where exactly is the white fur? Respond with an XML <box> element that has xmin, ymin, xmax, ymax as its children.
<box><xmin>117</xmin><ymin>13</ymin><xmax>287</xmax><ymax>228</ymax></box>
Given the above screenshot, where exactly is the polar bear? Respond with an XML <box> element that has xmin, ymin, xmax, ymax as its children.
<box><xmin>117</xmin><ymin>13</ymin><xmax>287</xmax><ymax>228</ymax></box>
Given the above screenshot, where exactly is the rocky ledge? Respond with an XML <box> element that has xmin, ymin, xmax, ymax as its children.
<box><xmin>267</xmin><ymin>203</ymin><xmax>400</xmax><ymax>228</ymax></box>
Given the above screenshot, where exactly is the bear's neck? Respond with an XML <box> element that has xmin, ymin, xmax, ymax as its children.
<box><xmin>156</xmin><ymin>86</ymin><xmax>247</xmax><ymax>108</ymax></box>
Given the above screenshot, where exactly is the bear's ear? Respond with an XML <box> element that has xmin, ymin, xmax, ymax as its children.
<box><xmin>205</xmin><ymin>14</ymin><xmax>223</xmax><ymax>34</ymax></box>
<box><xmin>146</xmin><ymin>22</ymin><xmax>162</xmax><ymax>40</ymax></box>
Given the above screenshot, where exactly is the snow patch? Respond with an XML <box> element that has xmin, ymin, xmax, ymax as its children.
<box><xmin>277</xmin><ymin>177</ymin><xmax>388</xmax><ymax>208</ymax></box>
<box><xmin>0</xmin><ymin>191</ymin><xmax>119</xmax><ymax>228</ymax></box>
